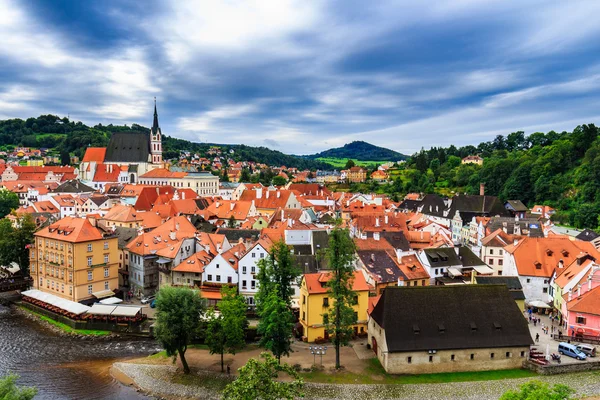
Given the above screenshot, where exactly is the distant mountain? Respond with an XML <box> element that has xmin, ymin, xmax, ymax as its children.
<box><xmin>305</xmin><ymin>141</ymin><xmax>407</xmax><ymax>161</ymax></box>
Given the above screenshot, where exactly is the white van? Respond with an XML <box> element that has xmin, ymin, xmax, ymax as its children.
<box><xmin>558</xmin><ymin>342</ymin><xmax>587</xmax><ymax>360</ymax></box>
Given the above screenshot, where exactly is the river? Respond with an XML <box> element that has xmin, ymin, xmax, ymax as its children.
<box><xmin>0</xmin><ymin>305</ymin><xmax>161</xmax><ymax>399</ymax></box>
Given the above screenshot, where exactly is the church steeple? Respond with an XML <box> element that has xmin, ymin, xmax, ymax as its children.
<box><xmin>150</xmin><ymin>97</ymin><xmax>163</xmax><ymax>164</ymax></box>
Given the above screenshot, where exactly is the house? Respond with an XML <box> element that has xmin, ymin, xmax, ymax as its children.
<box><xmin>368</xmin><ymin>285</ymin><xmax>532</xmax><ymax>374</ymax></box>
<box><xmin>199</xmin><ymin>243</ymin><xmax>246</xmax><ymax>307</ymax></box>
<box><xmin>299</xmin><ymin>271</ymin><xmax>370</xmax><ymax>342</ymax></box>
<box><xmin>480</xmin><ymin>229</ymin><xmax>512</xmax><ymax>275</ymax></box>
<box><xmin>576</xmin><ymin>229</ymin><xmax>600</xmax><ymax>249</ymax></box>
<box><xmin>347</xmin><ymin>166</ymin><xmax>367</xmax><ymax>183</ymax></box>
<box><xmin>29</xmin><ymin>216</ymin><xmax>120</xmax><ymax>303</ymax></box>
<box><xmin>239</xmin><ymin>188</ymin><xmax>301</xmax><ymax>216</ymax></box>
<box><xmin>504</xmin><ymin>200</ymin><xmax>528</xmax><ymax>219</ymax></box>
<box><xmin>564</xmin><ymin>285</ymin><xmax>600</xmax><ymax>338</ymax></box>
<box><xmin>371</xmin><ymin>170</ymin><xmax>388</xmax><ymax>182</ymax></box>
<box><xmin>461</xmin><ymin>155</ymin><xmax>483</xmax><ymax>165</ymax></box>
<box><xmin>237</xmin><ymin>238</ymin><xmax>272</xmax><ymax>307</ymax></box>
<box><xmin>531</xmin><ymin>205</ymin><xmax>555</xmax><ymax>219</ymax></box>
<box><xmin>550</xmin><ymin>253</ymin><xmax>599</xmax><ymax>319</ymax></box>
<box><xmin>205</xmin><ymin>200</ymin><xmax>257</xmax><ymax>227</ymax></box>
<box><xmin>418</xmin><ymin>247</ymin><xmax>490</xmax><ymax>285</ymax></box>
<box><xmin>473</xmin><ymin>276</ymin><xmax>526</xmax><ymax>311</ymax></box>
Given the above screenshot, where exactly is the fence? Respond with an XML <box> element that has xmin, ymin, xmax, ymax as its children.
<box><xmin>550</xmin><ymin>333</ymin><xmax>600</xmax><ymax>345</ymax></box>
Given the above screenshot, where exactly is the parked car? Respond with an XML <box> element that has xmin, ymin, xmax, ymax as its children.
<box><xmin>576</xmin><ymin>344</ymin><xmax>597</xmax><ymax>357</ymax></box>
<box><xmin>150</xmin><ymin>299</ymin><xmax>157</xmax><ymax>308</ymax></box>
<box><xmin>141</xmin><ymin>295</ymin><xmax>155</xmax><ymax>305</ymax></box>
<box><xmin>558</xmin><ymin>342</ymin><xmax>587</xmax><ymax>360</ymax></box>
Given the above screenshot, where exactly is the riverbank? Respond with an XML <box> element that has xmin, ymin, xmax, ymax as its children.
<box><xmin>15</xmin><ymin>304</ymin><xmax>112</xmax><ymax>337</ymax></box>
<box><xmin>112</xmin><ymin>360</ymin><xmax>600</xmax><ymax>400</ymax></box>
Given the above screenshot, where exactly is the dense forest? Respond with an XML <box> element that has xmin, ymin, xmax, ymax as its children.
<box><xmin>0</xmin><ymin>115</ymin><xmax>330</xmax><ymax>170</ymax></box>
<box><xmin>401</xmin><ymin>124</ymin><xmax>600</xmax><ymax>229</ymax></box>
<box><xmin>305</xmin><ymin>140</ymin><xmax>407</xmax><ymax>161</ymax></box>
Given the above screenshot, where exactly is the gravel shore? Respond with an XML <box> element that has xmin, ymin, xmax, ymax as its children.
<box><xmin>113</xmin><ymin>362</ymin><xmax>600</xmax><ymax>400</ymax></box>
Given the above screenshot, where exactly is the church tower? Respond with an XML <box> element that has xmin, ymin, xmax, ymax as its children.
<box><xmin>150</xmin><ymin>98</ymin><xmax>163</xmax><ymax>164</ymax></box>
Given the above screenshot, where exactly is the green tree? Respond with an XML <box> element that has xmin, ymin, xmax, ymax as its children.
<box><xmin>221</xmin><ymin>169</ymin><xmax>230</xmax><ymax>182</ymax></box>
<box><xmin>221</xmin><ymin>352</ymin><xmax>304</xmax><ymax>400</ymax></box>
<box><xmin>272</xmin><ymin>175</ymin><xmax>287</xmax><ymax>186</ymax></box>
<box><xmin>60</xmin><ymin>149</ymin><xmax>71</xmax><ymax>165</ymax></box>
<box><xmin>256</xmin><ymin>240</ymin><xmax>301</xmax><ymax>309</ymax></box>
<box><xmin>0</xmin><ymin>373</ymin><xmax>37</xmax><ymax>400</ymax></box>
<box><xmin>227</xmin><ymin>215</ymin><xmax>237</xmax><ymax>228</ymax></box>
<box><xmin>500</xmin><ymin>380</ymin><xmax>574</xmax><ymax>400</ymax></box>
<box><xmin>206</xmin><ymin>286</ymin><xmax>247</xmax><ymax>372</ymax></box>
<box><xmin>12</xmin><ymin>214</ymin><xmax>36</xmax><ymax>275</ymax></box>
<box><xmin>324</xmin><ymin>225</ymin><xmax>357</xmax><ymax>369</ymax></box>
<box><xmin>240</xmin><ymin>168</ymin><xmax>251</xmax><ymax>183</ymax></box>
<box><xmin>344</xmin><ymin>159</ymin><xmax>355</xmax><ymax>169</ymax></box>
<box><xmin>0</xmin><ymin>189</ymin><xmax>19</xmax><ymax>218</ymax></box>
<box><xmin>154</xmin><ymin>286</ymin><xmax>205</xmax><ymax>374</ymax></box>
<box><xmin>257</xmin><ymin>284</ymin><xmax>294</xmax><ymax>363</ymax></box>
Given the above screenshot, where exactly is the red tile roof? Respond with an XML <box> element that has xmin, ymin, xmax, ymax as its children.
<box><xmin>36</xmin><ymin>216</ymin><xmax>104</xmax><ymax>243</ymax></box>
<box><xmin>82</xmin><ymin>147</ymin><xmax>106</xmax><ymax>163</ymax></box>
<box><xmin>304</xmin><ymin>271</ymin><xmax>370</xmax><ymax>294</ymax></box>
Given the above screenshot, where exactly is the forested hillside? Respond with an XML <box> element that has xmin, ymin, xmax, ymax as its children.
<box><xmin>306</xmin><ymin>140</ymin><xmax>407</xmax><ymax>161</ymax></box>
<box><xmin>0</xmin><ymin>115</ymin><xmax>331</xmax><ymax>170</ymax></box>
<box><xmin>403</xmin><ymin>124</ymin><xmax>600</xmax><ymax>229</ymax></box>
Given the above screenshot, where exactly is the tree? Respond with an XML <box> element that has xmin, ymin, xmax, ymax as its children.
<box><xmin>257</xmin><ymin>284</ymin><xmax>294</xmax><ymax>363</ymax></box>
<box><xmin>206</xmin><ymin>286</ymin><xmax>247</xmax><ymax>372</ymax></box>
<box><xmin>0</xmin><ymin>189</ymin><xmax>19</xmax><ymax>218</ymax></box>
<box><xmin>227</xmin><ymin>215</ymin><xmax>237</xmax><ymax>228</ymax></box>
<box><xmin>221</xmin><ymin>352</ymin><xmax>304</xmax><ymax>400</ymax></box>
<box><xmin>0</xmin><ymin>373</ymin><xmax>37</xmax><ymax>400</ymax></box>
<box><xmin>344</xmin><ymin>159</ymin><xmax>355</xmax><ymax>169</ymax></box>
<box><xmin>154</xmin><ymin>286</ymin><xmax>205</xmax><ymax>374</ymax></box>
<box><xmin>324</xmin><ymin>225</ymin><xmax>357</xmax><ymax>369</ymax></box>
<box><xmin>240</xmin><ymin>168</ymin><xmax>251</xmax><ymax>183</ymax></box>
<box><xmin>272</xmin><ymin>175</ymin><xmax>287</xmax><ymax>186</ymax></box>
<box><xmin>221</xmin><ymin>169</ymin><xmax>230</xmax><ymax>182</ymax></box>
<box><xmin>256</xmin><ymin>240</ymin><xmax>301</xmax><ymax>309</ymax></box>
<box><xmin>12</xmin><ymin>214</ymin><xmax>36</xmax><ymax>275</ymax></box>
<box><xmin>60</xmin><ymin>149</ymin><xmax>71</xmax><ymax>165</ymax></box>
<box><xmin>500</xmin><ymin>380</ymin><xmax>574</xmax><ymax>400</ymax></box>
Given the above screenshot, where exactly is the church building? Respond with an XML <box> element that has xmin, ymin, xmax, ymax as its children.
<box><xmin>80</xmin><ymin>100</ymin><xmax>166</xmax><ymax>185</ymax></box>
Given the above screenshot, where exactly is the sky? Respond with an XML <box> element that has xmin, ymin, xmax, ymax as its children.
<box><xmin>2</xmin><ymin>0</ymin><xmax>600</xmax><ymax>155</ymax></box>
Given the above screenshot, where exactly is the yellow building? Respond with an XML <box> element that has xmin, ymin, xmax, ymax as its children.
<box><xmin>30</xmin><ymin>216</ymin><xmax>119</xmax><ymax>302</ymax></box>
<box><xmin>26</xmin><ymin>159</ymin><xmax>44</xmax><ymax>166</ymax></box>
<box><xmin>299</xmin><ymin>271</ymin><xmax>370</xmax><ymax>342</ymax></box>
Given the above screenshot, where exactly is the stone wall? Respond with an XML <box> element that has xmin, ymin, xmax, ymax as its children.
<box><xmin>524</xmin><ymin>359</ymin><xmax>600</xmax><ymax>375</ymax></box>
<box><xmin>384</xmin><ymin>347</ymin><xmax>530</xmax><ymax>374</ymax></box>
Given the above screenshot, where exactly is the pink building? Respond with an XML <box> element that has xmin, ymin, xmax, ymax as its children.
<box><xmin>564</xmin><ymin>281</ymin><xmax>600</xmax><ymax>338</ymax></box>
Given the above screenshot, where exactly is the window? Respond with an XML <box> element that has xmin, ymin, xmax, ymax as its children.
<box><xmin>251</xmin><ymin>281</ymin><xmax>256</xmax><ymax>289</ymax></box>
<box><xmin>104</xmin><ymin>268</ymin><xmax>109</xmax><ymax>278</ymax></box>
<box><xmin>489</xmin><ymin>259</ymin><xmax>494</xmax><ymax>265</ymax></box>
<box><xmin>498</xmin><ymin>259</ymin><xmax>503</xmax><ymax>266</ymax></box>
<box><xmin>520</xmin><ymin>351</ymin><xmax>525</xmax><ymax>357</ymax></box>
<box><xmin>69</xmin><ymin>272</ymin><xmax>72</xmax><ymax>282</ymax></box>
<box><xmin>323</xmin><ymin>314</ymin><xmax>329</xmax><ymax>325</ymax></box>
<box><xmin>69</xmin><ymin>286</ymin><xmax>72</xmax><ymax>295</ymax></box>
<box><xmin>470</xmin><ymin>354</ymin><xmax>475</xmax><ymax>360</ymax></box>
<box><xmin>422</xmin><ymin>280</ymin><xmax>426</xmax><ymax>286</ymax></box>
<box><xmin>451</xmin><ymin>354</ymin><xmax>455</xmax><ymax>361</ymax></box>
<box><xmin>506</xmin><ymin>352</ymin><xmax>511</xmax><ymax>358</ymax></box>
<box><xmin>104</xmin><ymin>281</ymin><xmax>109</xmax><ymax>290</ymax></box>
<box><xmin>434</xmin><ymin>268</ymin><xmax>438</xmax><ymax>275</ymax></box>
<box><xmin>87</xmin><ymin>257</ymin><xmax>92</xmax><ymax>266</ymax></box>
<box><xmin>543</xmin><ymin>288</ymin><xmax>548</xmax><ymax>293</ymax></box>
<box><xmin>526</xmin><ymin>278</ymin><xmax>531</xmax><ymax>283</ymax></box>
<box><xmin>429</xmin><ymin>355</ymin><xmax>433</xmax><ymax>362</ymax></box>
<box><xmin>104</xmin><ymin>241</ymin><xmax>109</xmax><ymax>250</ymax></box>
<box><xmin>88</xmin><ymin>271</ymin><xmax>93</xmax><ymax>281</ymax></box>
<box><xmin>576</xmin><ymin>316</ymin><xmax>586</xmax><ymax>324</ymax></box>
<box><xmin>490</xmin><ymin>249</ymin><xmax>494</xmax><ymax>255</ymax></box>
<box><xmin>31</xmin><ymin>264</ymin><xmax>35</xmax><ymax>273</ymax></box>
<box><xmin>87</xmin><ymin>244</ymin><xmax>93</xmax><ymax>252</ymax></box>
<box><xmin>242</xmin><ymin>266</ymin><xmax>247</xmax><ymax>274</ymax></box>
<box><xmin>323</xmin><ymin>297</ymin><xmax>329</xmax><ymax>307</ymax></box>
<box><xmin>252</xmin><ymin>253</ymin><xmax>256</xmax><ymax>258</ymax></box>
<box><xmin>216</xmin><ymin>263</ymin><xmax>220</xmax><ymax>269</ymax></box>
<box><xmin>498</xmin><ymin>270</ymin><xmax>503</xmax><ymax>276</ymax></box>
<box><xmin>490</xmin><ymin>353</ymin><xmax>495</xmax><ymax>359</ymax></box>
<box><xmin>88</xmin><ymin>284</ymin><xmax>93</xmax><ymax>294</ymax></box>
<box><xmin>208</xmin><ymin>274</ymin><xmax>212</xmax><ymax>281</ymax></box>
<box><xmin>251</xmin><ymin>266</ymin><xmax>256</xmax><ymax>274</ymax></box>
<box><xmin>227</xmin><ymin>276</ymin><xmax>232</xmax><ymax>284</ymax></box>
<box><xmin>104</xmin><ymin>254</ymin><xmax>109</xmax><ymax>263</ymax></box>
<box><xmin>407</xmin><ymin>356</ymin><xmax>412</xmax><ymax>364</ymax></box>
<box><xmin>216</xmin><ymin>275</ymin><xmax>221</xmax><ymax>282</ymax></box>
<box><xmin>302</xmin><ymin>295</ymin><xmax>306</xmax><ymax>304</ymax></box>
<box><xmin>242</xmin><ymin>280</ymin><xmax>247</xmax><ymax>288</ymax></box>
<box><xmin>260</xmin><ymin>253</ymin><xmax>265</xmax><ymax>259</ymax></box>
<box><xmin>302</xmin><ymin>312</ymin><xmax>306</xmax><ymax>321</ymax></box>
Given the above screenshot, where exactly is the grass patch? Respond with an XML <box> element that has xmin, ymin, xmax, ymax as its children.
<box><xmin>20</xmin><ymin>306</ymin><xmax>111</xmax><ymax>336</ymax></box>
<box><xmin>148</xmin><ymin>350</ymin><xmax>169</xmax><ymax>359</ymax></box>
<box><xmin>316</xmin><ymin>157</ymin><xmax>389</xmax><ymax>168</ymax></box>
<box><xmin>302</xmin><ymin>358</ymin><xmax>536</xmax><ymax>385</ymax></box>
<box><xmin>170</xmin><ymin>370</ymin><xmax>233</xmax><ymax>391</ymax></box>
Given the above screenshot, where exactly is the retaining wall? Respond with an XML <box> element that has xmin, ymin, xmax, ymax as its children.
<box><xmin>523</xmin><ymin>359</ymin><xmax>600</xmax><ymax>375</ymax></box>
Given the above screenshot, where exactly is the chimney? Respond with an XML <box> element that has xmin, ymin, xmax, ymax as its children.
<box><xmin>454</xmin><ymin>247</ymin><xmax>460</xmax><ymax>255</ymax></box>
<box><xmin>175</xmin><ymin>222</ymin><xmax>180</xmax><ymax>231</ymax></box>
<box><xmin>589</xmin><ymin>278</ymin><xmax>593</xmax><ymax>292</ymax></box>
<box><xmin>479</xmin><ymin>183</ymin><xmax>485</xmax><ymax>196</ymax></box>
<box><xmin>514</xmin><ymin>239</ymin><xmax>519</xmax><ymax>246</ymax></box>
<box><xmin>266</xmin><ymin>191</ymin><xmax>270</xmax><ymax>199</ymax></box>
<box><xmin>558</xmin><ymin>259</ymin><xmax>564</xmax><ymax>268</ymax></box>
<box><xmin>346</xmin><ymin>200</ymin><xmax>350</xmax><ymax>207</ymax></box>
<box><xmin>216</xmin><ymin>201</ymin><xmax>220</xmax><ymax>208</ymax></box>
<box><xmin>169</xmin><ymin>230</ymin><xmax>176</xmax><ymax>240</ymax></box>
<box><xmin>281</xmin><ymin>209</ymin><xmax>284</xmax><ymax>221</ymax></box>
<box><xmin>384</xmin><ymin>215</ymin><xmax>389</xmax><ymax>224</ymax></box>
<box><xmin>568</xmin><ymin>290</ymin><xmax>572</xmax><ymax>302</ymax></box>
<box><xmin>375</xmin><ymin>217</ymin><xmax>380</xmax><ymax>227</ymax></box>
<box><xmin>182</xmin><ymin>191</ymin><xmax>185</xmax><ymax>200</ymax></box>
<box><xmin>230</xmin><ymin>202</ymin><xmax>235</xmax><ymax>211</ymax></box>
<box><xmin>277</xmin><ymin>191</ymin><xmax>281</xmax><ymax>198</ymax></box>
<box><xmin>256</xmin><ymin>188</ymin><xmax>263</xmax><ymax>199</ymax></box>
<box><xmin>373</xmin><ymin>232</ymin><xmax>380</xmax><ymax>241</ymax></box>
<box><xmin>577</xmin><ymin>287</ymin><xmax>581</xmax><ymax>298</ymax></box>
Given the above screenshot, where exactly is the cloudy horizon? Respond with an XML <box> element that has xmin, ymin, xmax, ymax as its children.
<box><xmin>2</xmin><ymin>0</ymin><xmax>600</xmax><ymax>155</ymax></box>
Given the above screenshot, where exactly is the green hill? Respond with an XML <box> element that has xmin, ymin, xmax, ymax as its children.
<box><xmin>0</xmin><ymin>115</ymin><xmax>331</xmax><ymax>170</ymax></box>
<box><xmin>305</xmin><ymin>141</ymin><xmax>407</xmax><ymax>162</ymax></box>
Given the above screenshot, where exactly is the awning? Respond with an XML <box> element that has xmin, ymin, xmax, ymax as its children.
<box><xmin>92</xmin><ymin>290</ymin><xmax>115</xmax><ymax>299</ymax></box>
<box><xmin>447</xmin><ymin>267</ymin><xmax>463</xmax><ymax>278</ymax></box>
<box><xmin>528</xmin><ymin>300</ymin><xmax>552</xmax><ymax>309</ymax></box>
<box><xmin>89</xmin><ymin>304</ymin><xmax>116</xmax><ymax>315</ymax></box>
<box><xmin>110</xmin><ymin>306</ymin><xmax>142</xmax><ymax>317</ymax></box>
<box><xmin>201</xmin><ymin>290</ymin><xmax>222</xmax><ymax>300</ymax></box>
<box><xmin>157</xmin><ymin>258</ymin><xmax>172</xmax><ymax>264</ymax></box>
<box><xmin>21</xmin><ymin>289</ymin><xmax>90</xmax><ymax>315</ymax></box>
<box><xmin>100</xmin><ymin>297</ymin><xmax>123</xmax><ymax>305</ymax></box>
<box><xmin>473</xmin><ymin>265</ymin><xmax>494</xmax><ymax>274</ymax></box>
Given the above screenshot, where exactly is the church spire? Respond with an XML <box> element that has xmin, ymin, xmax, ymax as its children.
<box><xmin>152</xmin><ymin>97</ymin><xmax>159</xmax><ymax>131</ymax></box>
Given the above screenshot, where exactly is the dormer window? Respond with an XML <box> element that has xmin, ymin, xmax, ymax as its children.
<box><xmin>546</xmin><ymin>249</ymin><xmax>553</xmax><ymax>256</ymax></box>
<box><xmin>561</xmin><ymin>250</ymin><xmax>569</xmax><ymax>257</ymax></box>
<box><xmin>413</xmin><ymin>324</ymin><xmax>420</xmax><ymax>335</ymax></box>
<box><xmin>493</xmin><ymin>322</ymin><xmax>502</xmax><ymax>331</ymax></box>
<box><xmin>535</xmin><ymin>261</ymin><xmax>542</xmax><ymax>270</ymax></box>
<box><xmin>470</xmin><ymin>322</ymin><xmax>477</xmax><ymax>332</ymax></box>
<box><xmin>438</xmin><ymin>323</ymin><xmax>445</xmax><ymax>334</ymax></box>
